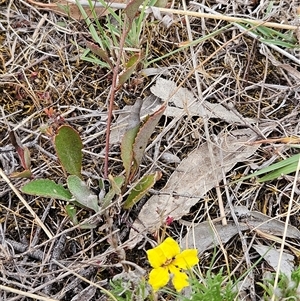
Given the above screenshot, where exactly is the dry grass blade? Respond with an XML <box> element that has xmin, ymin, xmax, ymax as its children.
<box><xmin>270</xmin><ymin>158</ymin><xmax>300</xmax><ymax>300</ymax></box>
<box><xmin>0</xmin><ymin>285</ymin><xmax>59</xmax><ymax>301</ymax></box>
<box><xmin>156</xmin><ymin>7</ymin><xmax>299</xmax><ymax>30</ymax></box>
<box><xmin>0</xmin><ymin>168</ymin><xmax>53</xmax><ymax>239</ymax></box>
<box><xmin>1</xmin><ymin>0</ymin><xmax>300</xmax><ymax>299</ymax></box>
<box><xmin>52</xmin><ymin>260</ymin><xmax>118</xmax><ymax>301</ymax></box>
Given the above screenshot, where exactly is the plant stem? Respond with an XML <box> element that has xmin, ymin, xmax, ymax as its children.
<box><xmin>104</xmin><ymin>17</ymin><xmax>129</xmax><ymax>178</ymax></box>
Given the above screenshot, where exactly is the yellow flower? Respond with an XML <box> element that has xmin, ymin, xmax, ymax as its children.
<box><xmin>146</xmin><ymin>237</ymin><xmax>199</xmax><ymax>292</ymax></box>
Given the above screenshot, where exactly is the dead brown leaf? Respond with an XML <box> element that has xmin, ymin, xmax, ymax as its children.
<box><xmin>128</xmin><ymin>128</ymin><xmax>262</xmax><ymax>248</ymax></box>
<box><xmin>183</xmin><ymin>206</ymin><xmax>300</xmax><ymax>256</ymax></box>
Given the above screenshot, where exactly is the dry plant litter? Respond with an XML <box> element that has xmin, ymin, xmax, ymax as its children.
<box><xmin>1</xmin><ymin>0</ymin><xmax>300</xmax><ymax>300</ymax></box>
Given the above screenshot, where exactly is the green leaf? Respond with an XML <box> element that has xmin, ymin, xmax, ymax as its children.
<box><xmin>121</xmin><ymin>125</ymin><xmax>140</xmax><ymax>182</ymax></box>
<box><xmin>109</xmin><ymin>174</ymin><xmax>124</xmax><ymax>195</ymax></box>
<box><xmin>132</xmin><ymin>104</ymin><xmax>166</xmax><ymax>174</ymax></box>
<box><xmin>117</xmin><ymin>53</ymin><xmax>141</xmax><ymax>89</ymax></box>
<box><xmin>124</xmin><ymin>0</ymin><xmax>145</xmax><ymax>25</ymax></box>
<box><xmin>258</xmin><ymin>162</ymin><xmax>300</xmax><ymax>182</ymax></box>
<box><xmin>261</xmin><ymin>39</ymin><xmax>297</xmax><ymax>48</ymax></box>
<box><xmin>234</xmin><ymin>154</ymin><xmax>300</xmax><ymax>183</ymax></box>
<box><xmin>102</xmin><ymin>175</ymin><xmax>125</xmax><ymax>209</ymax></box>
<box><xmin>21</xmin><ymin>179</ymin><xmax>72</xmax><ymax>201</ymax></box>
<box><xmin>121</xmin><ymin>98</ymin><xmax>143</xmax><ymax>182</ymax></box>
<box><xmin>65</xmin><ymin>204</ymin><xmax>78</xmax><ymax>225</ymax></box>
<box><xmin>54</xmin><ymin>125</ymin><xmax>83</xmax><ymax>177</ymax></box>
<box><xmin>75</xmin><ymin>0</ymin><xmax>102</xmax><ymax>46</ymax></box>
<box><xmin>85</xmin><ymin>40</ymin><xmax>113</xmax><ymax>68</ymax></box>
<box><xmin>123</xmin><ymin>171</ymin><xmax>161</xmax><ymax>209</ymax></box>
<box><xmin>10</xmin><ymin>169</ymin><xmax>32</xmax><ymax>179</ymax></box>
<box><xmin>67</xmin><ymin>175</ymin><xmax>99</xmax><ymax>212</ymax></box>
<box><xmin>65</xmin><ymin>204</ymin><xmax>98</xmax><ymax>229</ymax></box>
<box><xmin>81</xmin><ymin>49</ymin><xmax>110</xmax><ymax>68</ymax></box>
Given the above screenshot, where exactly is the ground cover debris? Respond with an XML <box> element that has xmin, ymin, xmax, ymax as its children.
<box><xmin>1</xmin><ymin>0</ymin><xmax>300</xmax><ymax>300</ymax></box>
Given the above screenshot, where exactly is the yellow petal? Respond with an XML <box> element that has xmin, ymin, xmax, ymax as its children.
<box><xmin>146</xmin><ymin>237</ymin><xmax>180</xmax><ymax>268</ymax></box>
<box><xmin>148</xmin><ymin>267</ymin><xmax>169</xmax><ymax>291</ymax></box>
<box><xmin>173</xmin><ymin>249</ymin><xmax>199</xmax><ymax>269</ymax></box>
<box><xmin>159</xmin><ymin>237</ymin><xmax>180</xmax><ymax>259</ymax></box>
<box><xmin>169</xmin><ymin>265</ymin><xmax>189</xmax><ymax>292</ymax></box>
<box><xmin>147</xmin><ymin>247</ymin><xmax>167</xmax><ymax>268</ymax></box>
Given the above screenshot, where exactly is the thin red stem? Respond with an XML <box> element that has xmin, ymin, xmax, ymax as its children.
<box><xmin>104</xmin><ymin>18</ymin><xmax>129</xmax><ymax>178</ymax></box>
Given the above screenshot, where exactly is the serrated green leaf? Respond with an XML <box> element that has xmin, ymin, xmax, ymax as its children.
<box><xmin>55</xmin><ymin>125</ymin><xmax>83</xmax><ymax>177</ymax></box>
<box><xmin>123</xmin><ymin>172</ymin><xmax>161</xmax><ymax>209</ymax></box>
<box><xmin>67</xmin><ymin>175</ymin><xmax>99</xmax><ymax>212</ymax></box>
<box><xmin>21</xmin><ymin>179</ymin><xmax>72</xmax><ymax>201</ymax></box>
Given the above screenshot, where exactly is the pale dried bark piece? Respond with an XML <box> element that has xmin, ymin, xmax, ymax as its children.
<box><xmin>128</xmin><ymin>128</ymin><xmax>260</xmax><ymax>248</ymax></box>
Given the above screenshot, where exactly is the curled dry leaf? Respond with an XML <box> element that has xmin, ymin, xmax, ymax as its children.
<box><xmin>260</xmin><ymin>45</ymin><xmax>300</xmax><ymax>81</ymax></box>
<box><xmin>234</xmin><ymin>206</ymin><xmax>300</xmax><ymax>239</ymax></box>
<box><xmin>181</xmin><ymin>222</ymin><xmax>295</xmax><ymax>276</ymax></box>
<box><xmin>9</xmin><ymin>131</ymin><xmax>31</xmax><ymax>170</ymax></box>
<box><xmin>149</xmin><ymin>6</ymin><xmax>174</xmax><ymax>28</ymax></box>
<box><xmin>182</xmin><ymin>220</ymin><xmax>249</xmax><ymax>255</ymax></box>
